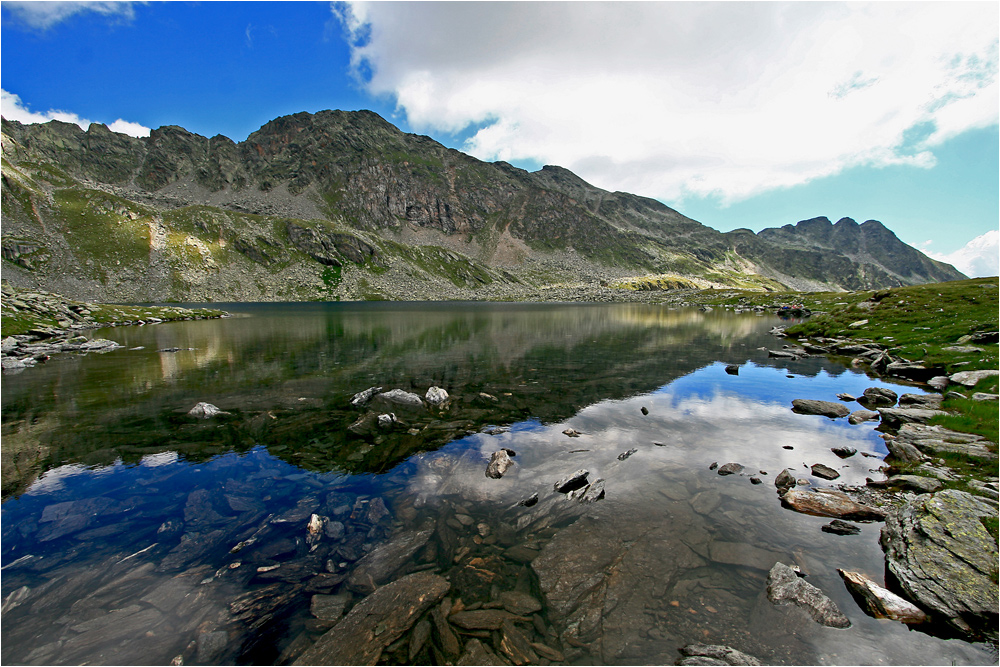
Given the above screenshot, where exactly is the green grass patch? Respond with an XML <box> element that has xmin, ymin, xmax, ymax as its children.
<box><xmin>53</xmin><ymin>189</ymin><xmax>152</xmax><ymax>273</ymax></box>
<box><xmin>929</xmin><ymin>395</ymin><xmax>999</xmax><ymax>443</ymax></box>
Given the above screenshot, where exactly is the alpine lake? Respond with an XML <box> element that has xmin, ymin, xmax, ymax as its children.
<box><xmin>1</xmin><ymin>302</ymin><xmax>995</xmax><ymax>666</ymax></box>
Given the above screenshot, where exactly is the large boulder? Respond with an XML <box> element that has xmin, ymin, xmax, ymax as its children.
<box><xmin>877</xmin><ymin>407</ymin><xmax>947</xmax><ymax>428</ymax></box>
<box><xmin>949</xmin><ymin>369</ymin><xmax>1000</xmax><ymax>387</ymax></box>
<box><xmin>880</xmin><ymin>490</ymin><xmax>999</xmax><ymax>640</ymax></box>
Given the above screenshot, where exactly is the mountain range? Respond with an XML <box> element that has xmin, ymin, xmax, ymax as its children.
<box><xmin>0</xmin><ymin>110</ymin><xmax>965</xmax><ymax>302</ymax></box>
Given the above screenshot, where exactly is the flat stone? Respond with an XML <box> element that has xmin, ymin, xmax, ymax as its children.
<box><xmin>346</xmin><ymin>527</ymin><xmax>434</xmax><ymax>594</ymax></box>
<box><xmin>378</xmin><ymin>388</ymin><xmax>424</xmax><ymax>407</ymax></box>
<box><xmin>677</xmin><ymin>643</ymin><xmax>762</xmax><ymax>666</ymax></box>
<box><xmin>848</xmin><ymin>409</ymin><xmax>879</xmax><ymax>425</ymax></box>
<box><xmin>821</xmin><ymin>519</ymin><xmax>860</xmax><ymax>536</ymax></box>
<box><xmin>837</xmin><ymin>569</ymin><xmax>929</xmax><ymax>624</ymax></box>
<box><xmin>780</xmin><ymin>488</ymin><xmax>884</xmax><ymax>521</ymax></box>
<box><xmin>311</xmin><ymin>594</ymin><xmax>350</xmax><ymax>621</ymax></box>
<box><xmin>810</xmin><ymin>463</ymin><xmax>840</xmax><ymax>480</ymax></box>
<box><xmin>766</xmin><ymin>562</ymin><xmax>850</xmax><ymax>628</ymax></box>
<box><xmin>499</xmin><ymin>590</ymin><xmax>542</xmax><ymax>616</ymax></box>
<box><xmin>499</xmin><ymin>619</ymin><xmax>539</xmax><ymax>665</ymax></box>
<box><xmin>972</xmin><ymin>392</ymin><xmax>999</xmax><ymax>401</ymax></box>
<box><xmin>949</xmin><ymin>369</ymin><xmax>1000</xmax><ymax>387</ymax></box>
<box><xmin>887</xmin><ymin>475</ymin><xmax>943</xmax><ymax>494</ymax></box>
<box><xmin>899</xmin><ymin>393</ymin><xmax>943</xmax><ymax>409</ymax></box>
<box><xmin>880</xmin><ymin>490</ymin><xmax>998</xmax><ymax>639</ymax></box>
<box><xmin>878</xmin><ymin>407</ymin><xmax>947</xmax><ymax>428</ymax></box>
<box><xmin>884</xmin><ymin>438</ymin><xmax>927</xmax><ymax>464</ymax></box>
<box><xmin>294</xmin><ymin>572</ymin><xmax>449</xmax><ymax>666</ymax></box>
<box><xmin>791</xmin><ymin>399</ymin><xmax>849</xmax><ymax>418</ymax></box>
<box><xmin>927</xmin><ymin>376</ymin><xmax>950</xmax><ymax>390</ymax></box>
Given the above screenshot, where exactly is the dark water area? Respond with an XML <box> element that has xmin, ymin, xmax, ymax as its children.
<box><xmin>1</xmin><ymin>302</ymin><xmax>994</xmax><ymax>665</ymax></box>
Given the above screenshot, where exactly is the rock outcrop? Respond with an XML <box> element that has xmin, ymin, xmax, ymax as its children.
<box><xmin>880</xmin><ymin>490</ymin><xmax>998</xmax><ymax>640</ymax></box>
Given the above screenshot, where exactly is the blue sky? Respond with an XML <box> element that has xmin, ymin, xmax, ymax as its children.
<box><xmin>2</xmin><ymin>1</ymin><xmax>997</xmax><ymax>275</ymax></box>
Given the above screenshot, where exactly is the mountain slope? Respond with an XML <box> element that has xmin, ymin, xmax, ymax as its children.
<box><xmin>0</xmin><ymin>110</ymin><xmax>966</xmax><ymax>302</ymax></box>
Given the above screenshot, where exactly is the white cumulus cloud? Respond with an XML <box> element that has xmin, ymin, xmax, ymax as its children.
<box><xmin>925</xmin><ymin>230</ymin><xmax>999</xmax><ymax>278</ymax></box>
<box><xmin>2</xmin><ymin>1</ymin><xmax>140</xmax><ymax>29</ymax></box>
<box><xmin>1</xmin><ymin>89</ymin><xmax>150</xmax><ymax>137</ymax></box>
<box><xmin>335</xmin><ymin>1</ymin><xmax>998</xmax><ymax>204</ymax></box>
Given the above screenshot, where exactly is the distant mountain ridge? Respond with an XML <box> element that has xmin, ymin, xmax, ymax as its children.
<box><xmin>0</xmin><ymin>110</ymin><xmax>965</xmax><ymax>302</ymax></box>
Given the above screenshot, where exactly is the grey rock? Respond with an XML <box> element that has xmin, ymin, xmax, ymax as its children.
<box><xmin>860</xmin><ymin>386</ymin><xmax>898</xmax><ymax>408</ymax></box>
<box><xmin>810</xmin><ymin>463</ymin><xmax>840</xmax><ymax>480</ymax></box>
<box><xmin>485</xmin><ymin>450</ymin><xmax>513</xmax><ymax>479</ymax></box>
<box><xmin>294</xmin><ymin>572</ymin><xmax>449</xmax><ymax>666</ymax></box>
<box><xmin>836</xmin><ymin>393</ymin><xmax>856</xmax><ymax>401</ymax></box>
<box><xmin>880</xmin><ymin>490</ymin><xmax>998</xmax><ymax>639</ymax></box>
<box><xmin>677</xmin><ymin>643</ymin><xmax>762</xmax><ymax>666</ymax></box>
<box><xmin>831</xmin><ymin>446</ymin><xmax>857</xmax><ymax>458</ymax></box>
<box><xmin>774</xmin><ymin>469</ymin><xmax>796</xmax><ymax>491</ymax></box>
<box><xmin>768</xmin><ymin>349</ymin><xmax>801</xmax><ymax>359</ymax></box>
<box><xmin>885</xmin><ymin>361</ymin><xmax>935</xmax><ymax>381</ymax></box>
<box><xmin>893</xmin><ymin>423</ymin><xmax>998</xmax><ymax>461</ymax></box>
<box><xmin>884</xmin><ymin>438</ymin><xmax>928</xmax><ymax>464</ymax></box>
<box><xmin>425</xmin><ymin>386</ymin><xmax>449</xmax><ymax>405</ymax></box>
<box><xmin>377</xmin><ymin>413</ymin><xmax>397</xmax><ymax>428</ymax></box>
<box><xmin>766</xmin><ymin>562</ymin><xmax>850</xmax><ymax>628</ymax></box>
<box><xmin>837</xmin><ymin>569</ymin><xmax>929</xmax><ymax>623</ymax></box>
<box><xmin>617</xmin><ymin>447</ymin><xmax>638</xmax><ymax>461</ymax></box>
<box><xmin>878</xmin><ymin>407</ymin><xmax>948</xmax><ymax>428</ymax></box>
<box><xmin>887</xmin><ymin>475</ymin><xmax>943</xmax><ymax>494</ymax></box>
<box><xmin>717</xmin><ymin>462</ymin><xmax>744</xmax><ymax>476</ymax></box>
<box><xmin>927</xmin><ymin>376</ymin><xmax>950</xmax><ymax>390</ymax></box>
<box><xmin>949</xmin><ymin>369</ymin><xmax>1000</xmax><ymax>387</ymax></box>
<box><xmin>972</xmin><ymin>392</ymin><xmax>999</xmax><ymax>401</ymax></box>
<box><xmin>899</xmin><ymin>393</ymin><xmax>943</xmax><ymax>409</ymax></box>
<box><xmin>848</xmin><ymin>409</ymin><xmax>879</xmax><ymax>424</ymax></box>
<box><xmin>791</xmin><ymin>399</ymin><xmax>849</xmax><ymax>418</ymax></box>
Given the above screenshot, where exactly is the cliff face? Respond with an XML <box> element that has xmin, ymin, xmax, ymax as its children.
<box><xmin>0</xmin><ymin>111</ymin><xmax>965</xmax><ymax>302</ymax></box>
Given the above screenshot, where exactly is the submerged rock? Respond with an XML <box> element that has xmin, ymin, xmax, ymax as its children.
<box><xmin>187</xmin><ymin>402</ymin><xmax>230</xmax><ymax>419</ymax></box>
<box><xmin>880</xmin><ymin>489</ymin><xmax>999</xmax><ymax>640</ymax></box>
<box><xmin>677</xmin><ymin>643</ymin><xmax>762</xmax><ymax>666</ymax></box>
<box><xmin>346</xmin><ymin>527</ymin><xmax>434</xmax><ymax>594</ymax></box>
<box><xmin>791</xmin><ymin>399</ymin><xmax>849</xmax><ymax>418</ymax></box>
<box><xmin>293</xmin><ymin>572</ymin><xmax>449</xmax><ymax>666</ymax></box>
<box><xmin>837</xmin><ymin>569</ymin><xmax>929</xmax><ymax>624</ymax></box>
<box><xmin>766</xmin><ymin>562</ymin><xmax>850</xmax><ymax>628</ymax></box>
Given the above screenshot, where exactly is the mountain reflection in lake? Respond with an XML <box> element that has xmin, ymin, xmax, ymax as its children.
<box><xmin>1</xmin><ymin>303</ymin><xmax>994</xmax><ymax>666</ymax></box>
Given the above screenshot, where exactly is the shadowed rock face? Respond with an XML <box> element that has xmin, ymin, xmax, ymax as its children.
<box><xmin>880</xmin><ymin>489</ymin><xmax>999</xmax><ymax>641</ymax></box>
<box><xmin>1</xmin><ymin>112</ymin><xmax>965</xmax><ymax>303</ymax></box>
